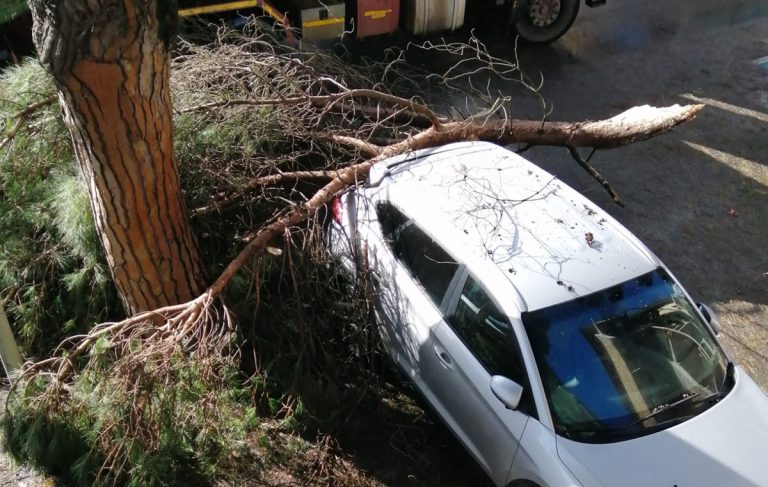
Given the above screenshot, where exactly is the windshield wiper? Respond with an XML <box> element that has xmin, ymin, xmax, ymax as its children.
<box><xmin>699</xmin><ymin>361</ymin><xmax>735</xmax><ymax>404</ymax></box>
<box><xmin>562</xmin><ymin>417</ymin><xmax>687</xmax><ymax>442</ymax></box>
<box><xmin>629</xmin><ymin>392</ymin><xmax>700</xmax><ymax>427</ymax></box>
<box><xmin>628</xmin><ymin>362</ymin><xmax>734</xmax><ymax>428</ymax></box>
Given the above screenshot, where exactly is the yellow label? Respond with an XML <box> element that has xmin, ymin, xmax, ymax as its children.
<box><xmin>303</xmin><ymin>17</ymin><xmax>345</xmax><ymax>28</ymax></box>
<box><xmin>179</xmin><ymin>0</ymin><xmax>263</xmax><ymax>17</ymax></box>
<box><xmin>364</xmin><ymin>9</ymin><xmax>392</xmax><ymax>20</ymax></box>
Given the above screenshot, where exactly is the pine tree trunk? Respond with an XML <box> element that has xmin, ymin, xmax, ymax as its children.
<box><xmin>29</xmin><ymin>0</ymin><xmax>206</xmax><ymax>314</ymax></box>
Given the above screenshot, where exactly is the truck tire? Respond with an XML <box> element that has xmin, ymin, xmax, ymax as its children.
<box><xmin>511</xmin><ymin>0</ymin><xmax>580</xmax><ymax>44</ymax></box>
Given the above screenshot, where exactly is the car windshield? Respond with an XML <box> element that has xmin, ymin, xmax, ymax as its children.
<box><xmin>522</xmin><ymin>269</ymin><xmax>731</xmax><ymax>443</ymax></box>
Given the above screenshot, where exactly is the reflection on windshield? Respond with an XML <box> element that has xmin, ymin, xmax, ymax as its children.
<box><xmin>523</xmin><ymin>269</ymin><xmax>730</xmax><ymax>443</ymax></box>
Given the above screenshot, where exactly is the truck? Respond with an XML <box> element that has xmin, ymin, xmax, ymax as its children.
<box><xmin>1</xmin><ymin>0</ymin><xmax>606</xmax><ymax>67</ymax></box>
<box><xmin>177</xmin><ymin>0</ymin><xmax>606</xmax><ymax>44</ymax></box>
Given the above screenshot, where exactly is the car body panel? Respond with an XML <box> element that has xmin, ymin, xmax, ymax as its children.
<box><xmin>510</xmin><ymin>419</ymin><xmax>582</xmax><ymax>487</ymax></box>
<box><xmin>366</xmin><ymin>142</ymin><xmax>659</xmax><ymax>312</ymax></box>
<box><xmin>420</xmin><ymin>282</ymin><xmax>528</xmax><ymax>485</ymax></box>
<box><xmin>335</xmin><ymin>188</ymin><xmax>435</xmax><ymax>376</ymax></box>
<box><xmin>555</xmin><ymin>367</ymin><xmax>768</xmax><ymax>487</ymax></box>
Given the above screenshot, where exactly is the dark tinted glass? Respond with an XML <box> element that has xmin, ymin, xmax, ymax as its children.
<box><xmin>396</xmin><ymin>224</ymin><xmax>458</xmax><ymax>305</ymax></box>
<box><xmin>376</xmin><ymin>203</ymin><xmax>409</xmax><ymax>238</ymax></box>
<box><xmin>450</xmin><ymin>275</ymin><xmax>524</xmax><ymax>383</ymax></box>
<box><xmin>381</xmin><ymin>213</ymin><xmax>458</xmax><ymax>306</ymax></box>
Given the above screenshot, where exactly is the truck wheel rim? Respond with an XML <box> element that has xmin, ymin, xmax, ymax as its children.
<box><xmin>529</xmin><ymin>0</ymin><xmax>561</xmax><ymax>27</ymax></box>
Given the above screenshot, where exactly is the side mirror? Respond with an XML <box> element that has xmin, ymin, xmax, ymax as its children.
<box><xmin>697</xmin><ymin>303</ymin><xmax>722</xmax><ymax>336</ymax></box>
<box><xmin>490</xmin><ymin>375</ymin><xmax>524</xmax><ymax>410</ymax></box>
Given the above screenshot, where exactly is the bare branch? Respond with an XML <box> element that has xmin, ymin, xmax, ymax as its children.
<box><xmin>328</xmin><ymin>135</ymin><xmax>383</xmax><ymax>157</ymax></box>
<box><xmin>455</xmin><ymin>104</ymin><xmax>705</xmax><ymax>149</ymax></box>
<box><xmin>192</xmin><ymin>170</ymin><xmax>339</xmax><ymax>217</ymax></box>
<box><xmin>178</xmin><ymin>89</ymin><xmax>444</xmax><ymax>128</ymax></box>
<box><xmin>568</xmin><ymin>147</ymin><xmax>624</xmax><ymax>206</ymax></box>
<box><xmin>204</xmin><ymin>104</ymin><xmax>702</xmax><ymax>296</ymax></box>
<box><xmin>199</xmin><ymin>103</ymin><xmax>703</xmax><ymax>296</ymax></box>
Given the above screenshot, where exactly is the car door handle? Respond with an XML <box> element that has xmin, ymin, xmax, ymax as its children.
<box><xmin>434</xmin><ymin>345</ymin><xmax>453</xmax><ymax>369</ymax></box>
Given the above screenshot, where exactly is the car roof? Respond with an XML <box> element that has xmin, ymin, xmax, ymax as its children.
<box><xmin>372</xmin><ymin>142</ymin><xmax>660</xmax><ymax>312</ymax></box>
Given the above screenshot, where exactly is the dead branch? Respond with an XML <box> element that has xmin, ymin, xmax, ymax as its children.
<box><xmin>242</xmin><ymin>169</ymin><xmax>338</xmax><ymax>186</ymax></box>
<box><xmin>328</xmin><ymin>135</ymin><xmax>383</xmax><ymax>157</ymax></box>
<box><xmin>193</xmin><ymin>102</ymin><xmax>699</xmax><ymax>260</ymax></box>
<box><xmin>207</xmin><ymin>103</ymin><xmax>704</xmax><ymax>297</ymax></box>
<box><xmin>192</xmin><ymin>170</ymin><xmax>339</xmax><ymax>217</ymax></box>
<box><xmin>178</xmin><ymin>89</ymin><xmax>444</xmax><ymax>127</ymax></box>
<box><xmin>568</xmin><ymin>147</ymin><xmax>624</xmax><ymax>206</ymax></box>
<box><xmin>437</xmin><ymin>104</ymin><xmax>704</xmax><ymax>150</ymax></box>
<box><xmin>0</xmin><ymin>96</ymin><xmax>57</xmax><ymax>151</ymax></box>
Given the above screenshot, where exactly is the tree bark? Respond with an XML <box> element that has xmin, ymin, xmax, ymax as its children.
<box><xmin>28</xmin><ymin>0</ymin><xmax>206</xmax><ymax>314</ymax></box>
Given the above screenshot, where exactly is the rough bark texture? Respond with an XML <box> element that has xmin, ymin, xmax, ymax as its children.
<box><xmin>29</xmin><ymin>0</ymin><xmax>206</xmax><ymax>313</ymax></box>
<box><xmin>411</xmin><ymin>104</ymin><xmax>704</xmax><ymax>150</ymax></box>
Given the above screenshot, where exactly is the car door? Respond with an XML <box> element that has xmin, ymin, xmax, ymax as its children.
<box><xmin>356</xmin><ymin>199</ymin><xmax>414</xmax><ymax>371</ymax></box>
<box><xmin>420</xmin><ymin>270</ymin><xmax>532</xmax><ymax>486</ymax></box>
<box><xmin>359</xmin><ymin>200</ymin><xmax>460</xmax><ymax>377</ymax></box>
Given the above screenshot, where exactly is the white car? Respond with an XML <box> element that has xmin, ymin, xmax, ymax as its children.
<box><xmin>327</xmin><ymin>141</ymin><xmax>768</xmax><ymax>487</ymax></box>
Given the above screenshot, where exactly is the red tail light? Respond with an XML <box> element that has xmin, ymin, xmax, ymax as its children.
<box><xmin>331</xmin><ymin>196</ymin><xmax>343</xmax><ymax>224</ymax></box>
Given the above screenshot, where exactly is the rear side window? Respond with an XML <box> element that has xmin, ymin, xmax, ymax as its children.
<box><xmin>396</xmin><ymin>224</ymin><xmax>459</xmax><ymax>305</ymax></box>
<box><xmin>376</xmin><ymin>203</ymin><xmax>408</xmax><ymax>238</ymax></box>
<box><xmin>376</xmin><ymin>203</ymin><xmax>458</xmax><ymax>306</ymax></box>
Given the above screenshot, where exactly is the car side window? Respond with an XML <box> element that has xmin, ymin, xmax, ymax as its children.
<box><xmin>375</xmin><ymin>203</ymin><xmax>458</xmax><ymax>307</ymax></box>
<box><xmin>396</xmin><ymin>224</ymin><xmax>459</xmax><ymax>306</ymax></box>
<box><xmin>376</xmin><ymin>203</ymin><xmax>408</xmax><ymax>238</ymax></box>
<box><xmin>449</xmin><ymin>275</ymin><xmax>525</xmax><ymax>385</ymax></box>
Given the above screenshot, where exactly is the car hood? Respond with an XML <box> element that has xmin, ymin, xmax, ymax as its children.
<box><xmin>556</xmin><ymin>367</ymin><xmax>768</xmax><ymax>487</ymax></box>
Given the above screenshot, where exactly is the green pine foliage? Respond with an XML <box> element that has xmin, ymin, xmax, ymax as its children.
<box><xmin>3</xmin><ymin>355</ymin><xmax>262</xmax><ymax>486</ymax></box>
<box><xmin>0</xmin><ymin>59</ymin><xmax>121</xmax><ymax>355</ymax></box>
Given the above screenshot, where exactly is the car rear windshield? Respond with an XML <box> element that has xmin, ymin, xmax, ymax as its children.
<box><xmin>522</xmin><ymin>269</ymin><xmax>730</xmax><ymax>443</ymax></box>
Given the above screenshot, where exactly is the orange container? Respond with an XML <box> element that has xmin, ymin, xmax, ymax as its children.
<box><xmin>356</xmin><ymin>0</ymin><xmax>399</xmax><ymax>39</ymax></box>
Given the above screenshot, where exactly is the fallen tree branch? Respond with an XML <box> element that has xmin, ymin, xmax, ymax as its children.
<box><xmin>206</xmin><ymin>103</ymin><xmax>703</xmax><ymax>296</ymax></box>
<box><xmin>328</xmin><ymin>135</ymin><xmax>383</xmax><ymax>157</ymax></box>
<box><xmin>193</xmin><ymin>104</ymin><xmax>702</xmax><ymax>217</ymax></box>
<box><xmin>430</xmin><ymin>104</ymin><xmax>705</xmax><ymax>150</ymax></box>
<box><xmin>178</xmin><ymin>89</ymin><xmax>446</xmax><ymax>128</ymax></box>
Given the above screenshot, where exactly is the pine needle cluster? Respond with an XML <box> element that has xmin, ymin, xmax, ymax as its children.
<box><xmin>0</xmin><ymin>60</ymin><xmax>120</xmax><ymax>355</ymax></box>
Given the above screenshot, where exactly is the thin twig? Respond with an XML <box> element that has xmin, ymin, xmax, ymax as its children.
<box><xmin>568</xmin><ymin>147</ymin><xmax>625</xmax><ymax>207</ymax></box>
<box><xmin>178</xmin><ymin>89</ymin><xmax>445</xmax><ymax>128</ymax></box>
<box><xmin>192</xmin><ymin>170</ymin><xmax>339</xmax><ymax>217</ymax></box>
